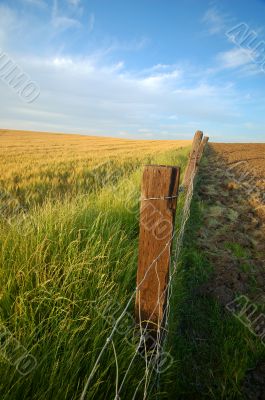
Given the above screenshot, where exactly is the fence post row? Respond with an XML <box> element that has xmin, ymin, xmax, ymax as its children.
<box><xmin>135</xmin><ymin>165</ymin><xmax>180</xmax><ymax>343</ymax></box>
<box><xmin>197</xmin><ymin>136</ymin><xmax>209</xmax><ymax>164</ymax></box>
<box><xmin>182</xmin><ymin>130</ymin><xmax>203</xmax><ymax>188</ymax></box>
<box><xmin>135</xmin><ymin>130</ymin><xmax>209</xmax><ymax>346</ymax></box>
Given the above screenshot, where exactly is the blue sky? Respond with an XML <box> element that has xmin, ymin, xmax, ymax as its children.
<box><xmin>0</xmin><ymin>0</ymin><xmax>265</xmax><ymax>142</ymax></box>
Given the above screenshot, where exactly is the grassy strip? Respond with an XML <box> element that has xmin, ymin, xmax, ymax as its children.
<box><xmin>160</xmin><ymin>174</ymin><xmax>265</xmax><ymax>399</ymax></box>
<box><xmin>0</xmin><ymin>147</ymin><xmax>189</xmax><ymax>399</ymax></box>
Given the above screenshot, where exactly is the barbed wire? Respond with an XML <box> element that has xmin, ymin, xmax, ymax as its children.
<box><xmin>80</xmin><ymin>226</ymin><xmax>177</xmax><ymax>400</ymax></box>
<box><xmin>80</xmin><ymin>152</ymin><xmax>200</xmax><ymax>400</ymax></box>
<box><xmin>131</xmin><ymin>160</ymin><xmax>198</xmax><ymax>398</ymax></box>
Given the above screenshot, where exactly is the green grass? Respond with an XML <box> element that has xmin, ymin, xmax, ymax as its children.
<box><xmin>224</xmin><ymin>243</ymin><xmax>250</xmax><ymax>260</ymax></box>
<box><xmin>0</xmin><ymin>146</ymin><xmax>190</xmax><ymax>400</ymax></box>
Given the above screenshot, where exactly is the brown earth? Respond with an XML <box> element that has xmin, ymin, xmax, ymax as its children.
<box><xmin>198</xmin><ymin>143</ymin><xmax>265</xmax><ymax>304</ymax></box>
<box><xmin>197</xmin><ymin>143</ymin><xmax>265</xmax><ymax>399</ymax></box>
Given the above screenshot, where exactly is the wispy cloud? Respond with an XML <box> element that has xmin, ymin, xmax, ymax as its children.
<box><xmin>52</xmin><ymin>15</ymin><xmax>81</xmax><ymax>30</ymax></box>
<box><xmin>215</xmin><ymin>46</ymin><xmax>265</xmax><ymax>77</ymax></box>
<box><xmin>0</xmin><ymin>5</ymin><xmax>19</xmax><ymax>47</ymax></box>
<box><xmin>217</xmin><ymin>47</ymin><xmax>254</xmax><ymax>68</ymax></box>
<box><xmin>68</xmin><ymin>0</ymin><xmax>81</xmax><ymax>6</ymax></box>
<box><xmin>0</xmin><ymin>49</ymin><xmax>242</xmax><ymax>139</ymax></box>
<box><xmin>101</xmin><ymin>37</ymin><xmax>149</xmax><ymax>55</ymax></box>
<box><xmin>52</xmin><ymin>0</ymin><xmax>82</xmax><ymax>31</ymax></box>
<box><xmin>88</xmin><ymin>13</ymin><xmax>95</xmax><ymax>33</ymax></box>
<box><xmin>140</xmin><ymin>68</ymin><xmax>181</xmax><ymax>90</ymax></box>
<box><xmin>202</xmin><ymin>7</ymin><xmax>227</xmax><ymax>35</ymax></box>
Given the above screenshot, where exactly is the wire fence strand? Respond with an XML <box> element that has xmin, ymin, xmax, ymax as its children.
<box><xmin>80</xmin><ymin>150</ymin><xmax>200</xmax><ymax>400</ymax></box>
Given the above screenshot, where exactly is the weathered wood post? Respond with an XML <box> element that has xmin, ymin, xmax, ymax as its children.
<box><xmin>183</xmin><ymin>130</ymin><xmax>203</xmax><ymax>188</ymax></box>
<box><xmin>197</xmin><ymin>136</ymin><xmax>209</xmax><ymax>163</ymax></box>
<box><xmin>135</xmin><ymin>165</ymin><xmax>180</xmax><ymax>342</ymax></box>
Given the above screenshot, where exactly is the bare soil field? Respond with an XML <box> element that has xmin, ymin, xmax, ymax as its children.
<box><xmin>209</xmin><ymin>143</ymin><xmax>265</xmax><ymax>219</ymax></box>
<box><xmin>197</xmin><ymin>143</ymin><xmax>265</xmax><ymax>398</ymax></box>
<box><xmin>211</xmin><ymin>143</ymin><xmax>265</xmax><ymax>177</ymax></box>
<box><xmin>198</xmin><ymin>143</ymin><xmax>265</xmax><ymax>302</ymax></box>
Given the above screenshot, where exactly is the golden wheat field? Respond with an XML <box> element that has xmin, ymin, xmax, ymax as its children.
<box><xmin>0</xmin><ymin>129</ymin><xmax>191</xmax><ymax>209</ymax></box>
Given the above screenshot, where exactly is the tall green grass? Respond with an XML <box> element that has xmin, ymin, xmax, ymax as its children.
<box><xmin>0</xmin><ymin>147</ymin><xmax>189</xmax><ymax>399</ymax></box>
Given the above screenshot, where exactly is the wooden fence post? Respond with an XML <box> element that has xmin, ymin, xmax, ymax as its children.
<box><xmin>197</xmin><ymin>136</ymin><xmax>209</xmax><ymax>163</ymax></box>
<box><xmin>135</xmin><ymin>165</ymin><xmax>180</xmax><ymax>341</ymax></box>
<box><xmin>183</xmin><ymin>130</ymin><xmax>203</xmax><ymax>188</ymax></box>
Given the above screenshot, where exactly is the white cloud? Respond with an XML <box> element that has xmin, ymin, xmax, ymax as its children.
<box><xmin>52</xmin><ymin>15</ymin><xmax>81</xmax><ymax>30</ymax></box>
<box><xmin>206</xmin><ymin>46</ymin><xmax>265</xmax><ymax>78</ymax></box>
<box><xmin>217</xmin><ymin>47</ymin><xmax>254</xmax><ymax>68</ymax></box>
<box><xmin>52</xmin><ymin>0</ymin><xmax>82</xmax><ymax>31</ymax></box>
<box><xmin>0</xmin><ymin>51</ymin><xmax>242</xmax><ymax>139</ymax></box>
<box><xmin>68</xmin><ymin>0</ymin><xmax>81</xmax><ymax>6</ymax></box>
<box><xmin>202</xmin><ymin>7</ymin><xmax>226</xmax><ymax>35</ymax></box>
<box><xmin>149</xmin><ymin>64</ymin><xmax>170</xmax><ymax>71</ymax></box>
<box><xmin>52</xmin><ymin>56</ymin><xmax>74</xmax><ymax>67</ymax></box>
<box><xmin>104</xmin><ymin>37</ymin><xmax>149</xmax><ymax>54</ymax></box>
<box><xmin>216</xmin><ymin>48</ymin><xmax>264</xmax><ymax>77</ymax></box>
<box><xmin>140</xmin><ymin>68</ymin><xmax>181</xmax><ymax>90</ymax></box>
